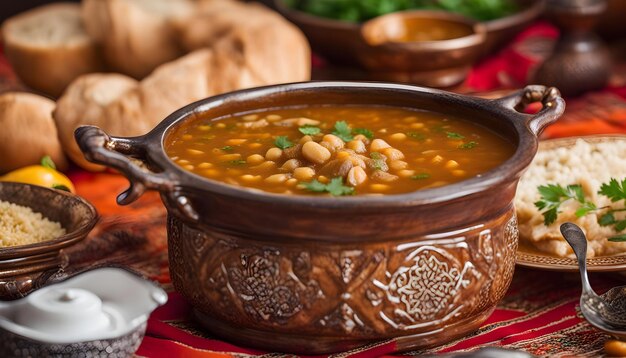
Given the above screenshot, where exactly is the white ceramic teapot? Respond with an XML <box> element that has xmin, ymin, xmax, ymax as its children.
<box><xmin>0</xmin><ymin>267</ymin><xmax>167</xmax><ymax>357</ymax></box>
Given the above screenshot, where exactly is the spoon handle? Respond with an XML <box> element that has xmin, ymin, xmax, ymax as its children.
<box><xmin>560</xmin><ymin>223</ymin><xmax>596</xmax><ymax>295</ymax></box>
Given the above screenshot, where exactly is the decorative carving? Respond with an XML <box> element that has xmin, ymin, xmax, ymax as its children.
<box><xmin>167</xmin><ymin>211</ymin><xmax>519</xmax><ymax>350</ymax></box>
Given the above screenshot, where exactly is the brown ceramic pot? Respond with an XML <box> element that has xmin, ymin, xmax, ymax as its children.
<box><xmin>74</xmin><ymin>82</ymin><xmax>564</xmax><ymax>354</ymax></box>
<box><xmin>0</xmin><ymin>183</ymin><xmax>97</xmax><ymax>299</ymax></box>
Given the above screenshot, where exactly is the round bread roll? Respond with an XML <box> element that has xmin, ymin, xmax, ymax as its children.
<box><xmin>0</xmin><ymin>92</ymin><xmax>67</xmax><ymax>173</ymax></box>
<box><xmin>82</xmin><ymin>0</ymin><xmax>195</xmax><ymax>79</ymax></box>
<box><xmin>54</xmin><ymin>74</ymin><xmax>139</xmax><ymax>171</ymax></box>
<box><xmin>1</xmin><ymin>3</ymin><xmax>104</xmax><ymax>97</ymax></box>
<box><xmin>176</xmin><ymin>0</ymin><xmax>311</xmax><ymax>85</ymax></box>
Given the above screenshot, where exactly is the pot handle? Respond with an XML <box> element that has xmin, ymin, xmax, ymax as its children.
<box><xmin>74</xmin><ymin>125</ymin><xmax>199</xmax><ymax>221</ymax></box>
<box><xmin>493</xmin><ymin>85</ymin><xmax>565</xmax><ymax>136</ymax></box>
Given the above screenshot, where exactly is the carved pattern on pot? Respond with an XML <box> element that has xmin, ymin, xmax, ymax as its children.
<box><xmin>373</xmin><ymin>245</ymin><xmax>479</xmax><ymax>330</ymax></box>
<box><xmin>226</xmin><ymin>251</ymin><xmax>321</xmax><ymax>323</ymax></box>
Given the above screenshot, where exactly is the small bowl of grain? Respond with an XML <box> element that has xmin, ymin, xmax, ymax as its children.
<box><xmin>0</xmin><ymin>182</ymin><xmax>97</xmax><ymax>299</ymax></box>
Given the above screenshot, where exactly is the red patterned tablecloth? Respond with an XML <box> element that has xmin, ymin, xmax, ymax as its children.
<box><xmin>5</xmin><ymin>19</ymin><xmax>626</xmax><ymax>357</ymax></box>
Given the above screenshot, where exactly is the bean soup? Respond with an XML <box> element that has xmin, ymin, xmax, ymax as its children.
<box><xmin>165</xmin><ymin>106</ymin><xmax>514</xmax><ymax>196</ymax></box>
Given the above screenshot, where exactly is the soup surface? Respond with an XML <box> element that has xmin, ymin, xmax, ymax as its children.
<box><xmin>165</xmin><ymin>106</ymin><xmax>514</xmax><ymax>196</ymax></box>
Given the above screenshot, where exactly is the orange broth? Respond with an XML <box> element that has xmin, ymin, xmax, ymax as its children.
<box><xmin>165</xmin><ymin>106</ymin><xmax>514</xmax><ymax>196</ymax></box>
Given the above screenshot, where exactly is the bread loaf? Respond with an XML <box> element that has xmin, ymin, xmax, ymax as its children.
<box><xmin>1</xmin><ymin>3</ymin><xmax>104</xmax><ymax>97</ymax></box>
<box><xmin>54</xmin><ymin>74</ymin><xmax>139</xmax><ymax>171</ymax></box>
<box><xmin>177</xmin><ymin>0</ymin><xmax>311</xmax><ymax>85</ymax></box>
<box><xmin>0</xmin><ymin>92</ymin><xmax>67</xmax><ymax>173</ymax></box>
<box><xmin>82</xmin><ymin>0</ymin><xmax>194</xmax><ymax>79</ymax></box>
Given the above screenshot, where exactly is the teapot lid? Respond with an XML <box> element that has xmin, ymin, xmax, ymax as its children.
<box><xmin>0</xmin><ymin>268</ymin><xmax>167</xmax><ymax>344</ymax></box>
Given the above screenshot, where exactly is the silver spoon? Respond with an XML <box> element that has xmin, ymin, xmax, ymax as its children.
<box><xmin>560</xmin><ymin>222</ymin><xmax>626</xmax><ymax>339</ymax></box>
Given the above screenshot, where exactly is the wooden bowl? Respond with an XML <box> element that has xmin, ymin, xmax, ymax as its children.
<box><xmin>273</xmin><ymin>0</ymin><xmax>544</xmax><ymax>65</ymax></box>
<box><xmin>0</xmin><ymin>182</ymin><xmax>98</xmax><ymax>299</ymax></box>
<box><xmin>75</xmin><ymin>82</ymin><xmax>564</xmax><ymax>354</ymax></box>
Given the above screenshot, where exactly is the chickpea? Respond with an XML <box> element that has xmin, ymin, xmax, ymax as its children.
<box><xmin>347</xmin><ymin>167</ymin><xmax>367</xmax><ymax>187</ymax></box>
<box><xmin>336</xmin><ymin>151</ymin><xmax>351</xmax><ymax>161</ymax></box>
<box><xmin>197</xmin><ymin>162</ymin><xmax>213</xmax><ymax>169</ymax></box>
<box><xmin>445</xmin><ymin>160</ymin><xmax>460</xmax><ymax>169</ymax></box>
<box><xmin>266</xmin><ymin>114</ymin><xmax>282</xmax><ymax>121</ymax></box>
<box><xmin>286</xmin><ymin>178</ymin><xmax>298</xmax><ymax>186</ymax></box>
<box><xmin>389</xmin><ymin>160</ymin><xmax>408</xmax><ymax>171</ymax></box>
<box><xmin>317</xmin><ymin>175</ymin><xmax>329</xmax><ymax>183</ymax></box>
<box><xmin>182</xmin><ymin>134</ymin><xmax>193</xmax><ymax>141</ymax></box>
<box><xmin>403</xmin><ymin>116</ymin><xmax>417</xmax><ymax>123</ymax></box>
<box><xmin>297</xmin><ymin>117</ymin><xmax>321</xmax><ymax>126</ymax></box>
<box><xmin>397</xmin><ymin>169</ymin><xmax>416</xmax><ymax>178</ymax></box>
<box><xmin>353</xmin><ymin>134</ymin><xmax>368</xmax><ymax>143</ymax></box>
<box><xmin>452</xmin><ymin>169</ymin><xmax>466</xmax><ymax>177</ymax></box>
<box><xmin>389</xmin><ymin>133</ymin><xmax>407</xmax><ymax>141</ymax></box>
<box><xmin>410</xmin><ymin>123</ymin><xmax>425</xmax><ymax>129</ymax></box>
<box><xmin>251</xmin><ymin>161</ymin><xmax>277</xmax><ymax>171</ymax></box>
<box><xmin>215</xmin><ymin>123</ymin><xmax>226</xmax><ymax>129</ymax></box>
<box><xmin>265</xmin><ymin>174</ymin><xmax>288</xmax><ymax>184</ymax></box>
<box><xmin>248</xmin><ymin>143</ymin><xmax>262</xmax><ymax>149</ymax></box>
<box><xmin>240</xmin><ymin>174</ymin><xmax>262</xmax><ymax>182</ymax></box>
<box><xmin>186</xmin><ymin>149</ymin><xmax>204</xmax><ymax>155</ymax></box>
<box><xmin>219</xmin><ymin>153</ymin><xmax>242</xmax><ymax>161</ymax></box>
<box><xmin>347</xmin><ymin>140</ymin><xmax>366</xmax><ymax>153</ymax></box>
<box><xmin>177</xmin><ymin>159</ymin><xmax>190</xmax><ymax>165</ymax></box>
<box><xmin>431</xmin><ymin>155</ymin><xmax>444</xmax><ymax>164</ymax></box>
<box><xmin>281</xmin><ymin>159</ymin><xmax>301</xmax><ymax>172</ymax></box>
<box><xmin>302</xmin><ymin>141</ymin><xmax>331</xmax><ymax>164</ymax></box>
<box><xmin>242</xmin><ymin>114</ymin><xmax>258</xmax><ymax>121</ymax></box>
<box><xmin>370</xmin><ymin>139</ymin><xmax>391</xmax><ymax>152</ymax></box>
<box><xmin>381</xmin><ymin>147</ymin><xmax>405</xmax><ymax>161</ymax></box>
<box><xmin>265</xmin><ymin>147</ymin><xmax>283</xmax><ymax>161</ymax></box>
<box><xmin>203</xmin><ymin>169</ymin><xmax>220</xmax><ymax>177</ymax></box>
<box><xmin>226</xmin><ymin>139</ymin><xmax>247</xmax><ymax>146</ymax></box>
<box><xmin>293</xmin><ymin>167</ymin><xmax>315</xmax><ymax>181</ymax></box>
<box><xmin>299</xmin><ymin>135</ymin><xmax>313</xmax><ymax>144</ymax></box>
<box><xmin>247</xmin><ymin>154</ymin><xmax>265</xmax><ymax>165</ymax></box>
<box><xmin>322</xmin><ymin>134</ymin><xmax>345</xmax><ymax>151</ymax></box>
<box><xmin>183</xmin><ymin>164</ymin><xmax>194</xmax><ymax>171</ymax></box>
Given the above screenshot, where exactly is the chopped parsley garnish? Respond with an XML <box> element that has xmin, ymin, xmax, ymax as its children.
<box><xmin>354</xmin><ymin>128</ymin><xmax>374</xmax><ymax>140</ymax></box>
<box><xmin>411</xmin><ymin>173</ymin><xmax>431</xmax><ymax>180</ymax></box>
<box><xmin>446</xmin><ymin>132</ymin><xmax>465</xmax><ymax>139</ymax></box>
<box><xmin>274</xmin><ymin>136</ymin><xmax>293</xmax><ymax>149</ymax></box>
<box><xmin>458</xmin><ymin>141</ymin><xmax>478</xmax><ymax>149</ymax></box>
<box><xmin>221</xmin><ymin>146</ymin><xmax>234</xmax><ymax>151</ymax></box>
<box><xmin>303</xmin><ymin>177</ymin><xmax>355</xmax><ymax>196</ymax></box>
<box><xmin>370</xmin><ymin>152</ymin><xmax>386</xmax><ymax>170</ymax></box>
<box><xmin>609</xmin><ymin>234</ymin><xmax>626</xmax><ymax>242</ymax></box>
<box><xmin>406</xmin><ymin>132</ymin><xmax>426</xmax><ymax>141</ymax></box>
<box><xmin>299</xmin><ymin>125</ymin><xmax>321</xmax><ymax>136</ymax></box>
<box><xmin>332</xmin><ymin>121</ymin><xmax>353</xmax><ymax>142</ymax></box>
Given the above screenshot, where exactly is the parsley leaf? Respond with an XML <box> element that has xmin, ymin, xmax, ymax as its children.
<box><xmin>411</xmin><ymin>173</ymin><xmax>430</xmax><ymax>180</ymax></box>
<box><xmin>599</xmin><ymin>178</ymin><xmax>626</xmax><ymax>202</ymax></box>
<box><xmin>332</xmin><ymin>121</ymin><xmax>353</xmax><ymax>142</ymax></box>
<box><xmin>599</xmin><ymin>212</ymin><xmax>616</xmax><ymax>226</ymax></box>
<box><xmin>609</xmin><ymin>234</ymin><xmax>626</xmax><ymax>242</ymax></box>
<box><xmin>354</xmin><ymin>128</ymin><xmax>374</xmax><ymax>140</ymax></box>
<box><xmin>221</xmin><ymin>146</ymin><xmax>234</xmax><ymax>151</ymax></box>
<box><xmin>298</xmin><ymin>125</ymin><xmax>321</xmax><ymax>136</ymax></box>
<box><xmin>303</xmin><ymin>179</ymin><xmax>327</xmax><ymax>193</ymax></box>
<box><xmin>274</xmin><ymin>136</ymin><xmax>293</xmax><ymax>149</ymax></box>
<box><xmin>303</xmin><ymin>177</ymin><xmax>354</xmax><ymax>196</ymax></box>
<box><xmin>458</xmin><ymin>141</ymin><xmax>478</xmax><ymax>149</ymax></box>
<box><xmin>446</xmin><ymin>132</ymin><xmax>465</xmax><ymax>139</ymax></box>
<box><xmin>326</xmin><ymin>177</ymin><xmax>355</xmax><ymax>196</ymax></box>
<box><xmin>534</xmin><ymin>184</ymin><xmax>593</xmax><ymax>225</ymax></box>
<box><xmin>370</xmin><ymin>152</ymin><xmax>387</xmax><ymax>171</ymax></box>
<box><xmin>406</xmin><ymin>132</ymin><xmax>426</xmax><ymax>141</ymax></box>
